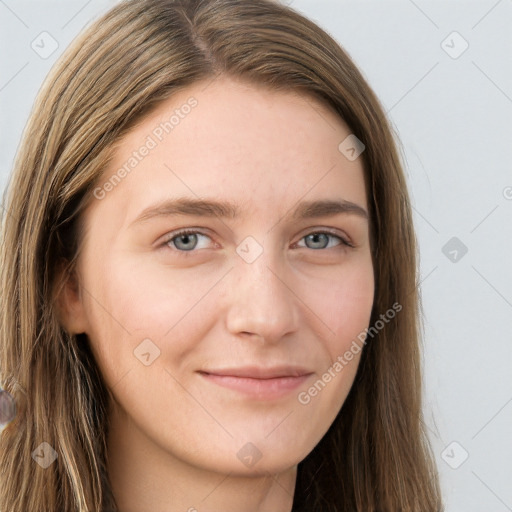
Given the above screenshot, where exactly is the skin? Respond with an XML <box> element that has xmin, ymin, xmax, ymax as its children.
<box><xmin>57</xmin><ymin>75</ymin><xmax>374</xmax><ymax>512</ymax></box>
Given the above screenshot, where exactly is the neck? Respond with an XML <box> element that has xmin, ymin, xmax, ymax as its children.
<box><xmin>106</xmin><ymin>404</ymin><xmax>297</xmax><ymax>512</ymax></box>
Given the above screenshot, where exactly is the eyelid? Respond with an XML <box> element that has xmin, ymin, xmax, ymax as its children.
<box><xmin>158</xmin><ymin>226</ymin><xmax>354</xmax><ymax>251</ymax></box>
<box><xmin>294</xmin><ymin>228</ymin><xmax>354</xmax><ymax>248</ymax></box>
<box><xmin>158</xmin><ymin>228</ymin><xmax>214</xmax><ymax>250</ymax></box>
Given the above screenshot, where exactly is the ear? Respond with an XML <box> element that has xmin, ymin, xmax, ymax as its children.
<box><xmin>54</xmin><ymin>261</ymin><xmax>90</xmax><ymax>335</ymax></box>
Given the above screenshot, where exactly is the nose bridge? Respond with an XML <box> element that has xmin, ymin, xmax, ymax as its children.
<box><xmin>224</xmin><ymin>239</ymin><xmax>299</xmax><ymax>341</ymax></box>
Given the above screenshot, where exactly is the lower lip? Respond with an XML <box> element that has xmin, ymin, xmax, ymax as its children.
<box><xmin>199</xmin><ymin>372</ymin><xmax>312</xmax><ymax>400</ymax></box>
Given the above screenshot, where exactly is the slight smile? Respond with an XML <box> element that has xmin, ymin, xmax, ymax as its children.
<box><xmin>197</xmin><ymin>366</ymin><xmax>314</xmax><ymax>400</ymax></box>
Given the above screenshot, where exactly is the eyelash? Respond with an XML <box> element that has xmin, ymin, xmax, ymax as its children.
<box><xmin>159</xmin><ymin>228</ymin><xmax>354</xmax><ymax>253</ymax></box>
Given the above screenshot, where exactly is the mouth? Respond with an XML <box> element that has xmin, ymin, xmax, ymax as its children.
<box><xmin>197</xmin><ymin>365</ymin><xmax>314</xmax><ymax>400</ymax></box>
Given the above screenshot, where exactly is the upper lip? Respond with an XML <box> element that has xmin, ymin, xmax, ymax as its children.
<box><xmin>198</xmin><ymin>365</ymin><xmax>313</xmax><ymax>379</ymax></box>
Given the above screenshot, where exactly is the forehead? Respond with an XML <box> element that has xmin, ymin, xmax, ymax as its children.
<box><xmin>91</xmin><ymin>76</ymin><xmax>368</xmax><ymax>229</ymax></box>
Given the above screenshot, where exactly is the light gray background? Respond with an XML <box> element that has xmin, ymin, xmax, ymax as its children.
<box><xmin>1</xmin><ymin>1</ymin><xmax>511</xmax><ymax>510</ymax></box>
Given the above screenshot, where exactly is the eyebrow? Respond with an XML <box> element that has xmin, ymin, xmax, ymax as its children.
<box><xmin>129</xmin><ymin>197</ymin><xmax>368</xmax><ymax>226</ymax></box>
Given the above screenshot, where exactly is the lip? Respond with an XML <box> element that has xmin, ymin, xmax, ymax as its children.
<box><xmin>197</xmin><ymin>366</ymin><xmax>314</xmax><ymax>400</ymax></box>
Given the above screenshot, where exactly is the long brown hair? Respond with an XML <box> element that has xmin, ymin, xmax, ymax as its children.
<box><xmin>0</xmin><ymin>0</ymin><xmax>443</xmax><ymax>510</ymax></box>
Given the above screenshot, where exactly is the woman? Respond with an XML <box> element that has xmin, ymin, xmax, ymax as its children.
<box><xmin>0</xmin><ymin>0</ymin><xmax>443</xmax><ymax>510</ymax></box>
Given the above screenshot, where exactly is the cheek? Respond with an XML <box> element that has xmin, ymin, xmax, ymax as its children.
<box><xmin>292</xmin><ymin>255</ymin><xmax>373</xmax><ymax>402</ymax></box>
<box><xmin>291</xmin><ymin>263</ymin><xmax>373</xmax><ymax>451</ymax></box>
<box><xmin>80</xmin><ymin>255</ymin><xmax>216</xmax><ymax>377</ymax></box>
<box><xmin>331</xmin><ymin>271</ymin><xmax>374</xmax><ymax>345</ymax></box>
<box><xmin>303</xmin><ymin>254</ymin><xmax>374</xmax><ymax>355</ymax></box>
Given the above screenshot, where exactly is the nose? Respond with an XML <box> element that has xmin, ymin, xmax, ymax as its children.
<box><xmin>224</xmin><ymin>248</ymin><xmax>300</xmax><ymax>344</ymax></box>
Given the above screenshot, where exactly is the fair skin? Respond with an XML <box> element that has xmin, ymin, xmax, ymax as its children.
<box><xmin>57</xmin><ymin>76</ymin><xmax>374</xmax><ymax>512</ymax></box>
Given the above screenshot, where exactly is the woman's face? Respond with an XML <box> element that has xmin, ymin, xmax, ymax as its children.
<box><xmin>63</xmin><ymin>76</ymin><xmax>374</xmax><ymax>475</ymax></box>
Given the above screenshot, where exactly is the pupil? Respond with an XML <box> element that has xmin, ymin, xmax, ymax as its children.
<box><xmin>308</xmin><ymin>233</ymin><xmax>327</xmax><ymax>248</ymax></box>
<box><xmin>177</xmin><ymin>234</ymin><xmax>196</xmax><ymax>250</ymax></box>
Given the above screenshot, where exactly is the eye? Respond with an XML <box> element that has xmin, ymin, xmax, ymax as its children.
<box><xmin>159</xmin><ymin>228</ymin><xmax>353</xmax><ymax>253</ymax></box>
<box><xmin>294</xmin><ymin>231</ymin><xmax>353</xmax><ymax>250</ymax></box>
<box><xmin>161</xmin><ymin>229</ymin><xmax>213</xmax><ymax>252</ymax></box>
